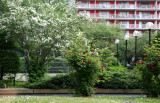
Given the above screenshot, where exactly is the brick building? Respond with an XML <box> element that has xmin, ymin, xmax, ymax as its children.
<box><xmin>77</xmin><ymin>0</ymin><xmax>160</xmax><ymax>34</ymax></box>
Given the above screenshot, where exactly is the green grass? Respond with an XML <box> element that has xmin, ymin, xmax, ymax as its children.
<box><xmin>0</xmin><ymin>96</ymin><xmax>159</xmax><ymax>103</ymax></box>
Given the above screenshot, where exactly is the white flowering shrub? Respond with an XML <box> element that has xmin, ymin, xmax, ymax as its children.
<box><xmin>0</xmin><ymin>0</ymin><xmax>90</xmax><ymax>82</ymax></box>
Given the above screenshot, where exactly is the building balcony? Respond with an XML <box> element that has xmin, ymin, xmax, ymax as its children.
<box><xmin>87</xmin><ymin>13</ymin><xmax>156</xmax><ymax>20</ymax></box>
<box><xmin>77</xmin><ymin>4</ymin><xmax>135</xmax><ymax>10</ymax></box>
<box><xmin>77</xmin><ymin>4</ymin><xmax>158</xmax><ymax>10</ymax></box>
<box><xmin>77</xmin><ymin>4</ymin><xmax>115</xmax><ymax>9</ymax></box>
<box><xmin>77</xmin><ymin>4</ymin><xmax>160</xmax><ymax>11</ymax></box>
<box><xmin>137</xmin><ymin>5</ymin><xmax>156</xmax><ymax>10</ymax></box>
<box><xmin>116</xmin><ymin>24</ymin><xmax>157</xmax><ymax>30</ymax></box>
<box><xmin>117</xmin><ymin>5</ymin><xmax>135</xmax><ymax>9</ymax></box>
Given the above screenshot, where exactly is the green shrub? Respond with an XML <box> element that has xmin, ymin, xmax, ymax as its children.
<box><xmin>134</xmin><ymin>46</ymin><xmax>160</xmax><ymax>97</ymax></box>
<box><xmin>65</xmin><ymin>35</ymin><xmax>102</xmax><ymax>96</ymax></box>
<box><xmin>106</xmin><ymin>66</ymin><xmax>127</xmax><ymax>71</ymax></box>
<box><xmin>25</xmin><ymin>72</ymin><xmax>75</xmax><ymax>89</ymax></box>
<box><xmin>105</xmin><ymin>56</ymin><xmax>121</xmax><ymax>67</ymax></box>
<box><xmin>0</xmin><ymin>80</ymin><xmax>5</xmax><ymax>88</ymax></box>
<box><xmin>26</xmin><ymin>70</ymin><xmax>141</xmax><ymax>90</ymax></box>
<box><xmin>98</xmin><ymin>70</ymin><xmax>141</xmax><ymax>89</ymax></box>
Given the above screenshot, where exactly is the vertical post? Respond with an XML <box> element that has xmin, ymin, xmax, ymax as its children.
<box><xmin>125</xmin><ymin>40</ymin><xmax>127</xmax><ymax>66</ymax></box>
<box><xmin>117</xmin><ymin>43</ymin><xmax>118</xmax><ymax>65</ymax></box>
<box><xmin>13</xmin><ymin>74</ymin><xmax>16</xmax><ymax>86</ymax></box>
<box><xmin>149</xmin><ymin>29</ymin><xmax>151</xmax><ymax>45</ymax></box>
<box><xmin>135</xmin><ymin>36</ymin><xmax>137</xmax><ymax>63</ymax></box>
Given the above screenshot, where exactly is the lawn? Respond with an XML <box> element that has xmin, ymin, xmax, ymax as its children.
<box><xmin>0</xmin><ymin>96</ymin><xmax>159</xmax><ymax>103</ymax></box>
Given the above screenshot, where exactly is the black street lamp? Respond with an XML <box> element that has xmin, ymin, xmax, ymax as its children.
<box><xmin>133</xmin><ymin>30</ymin><xmax>140</xmax><ymax>63</ymax></box>
<box><xmin>115</xmin><ymin>39</ymin><xmax>120</xmax><ymax>65</ymax></box>
<box><xmin>146</xmin><ymin>22</ymin><xmax>154</xmax><ymax>45</ymax></box>
<box><xmin>124</xmin><ymin>34</ymin><xmax>129</xmax><ymax>67</ymax></box>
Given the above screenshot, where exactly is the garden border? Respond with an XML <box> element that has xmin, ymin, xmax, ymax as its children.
<box><xmin>0</xmin><ymin>88</ymin><xmax>143</xmax><ymax>95</ymax></box>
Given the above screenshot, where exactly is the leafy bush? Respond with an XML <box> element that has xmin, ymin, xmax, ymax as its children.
<box><xmin>25</xmin><ymin>72</ymin><xmax>75</xmax><ymax>89</ymax></box>
<box><xmin>26</xmin><ymin>69</ymin><xmax>141</xmax><ymax>90</ymax></box>
<box><xmin>98</xmin><ymin>70</ymin><xmax>141</xmax><ymax>89</ymax></box>
<box><xmin>106</xmin><ymin>66</ymin><xmax>127</xmax><ymax>71</ymax></box>
<box><xmin>0</xmin><ymin>80</ymin><xmax>5</xmax><ymax>88</ymax></box>
<box><xmin>134</xmin><ymin>46</ymin><xmax>160</xmax><ymax>97</ymax></box>
<box><xmin>105</xmin><ymin>57</ymin><xmax>121</xmax><ymax>67</ymax></box>
<box><xmin>65</xmin><ymin>35</ymin><xmax>103</xmax><ymax>96</ymax></box>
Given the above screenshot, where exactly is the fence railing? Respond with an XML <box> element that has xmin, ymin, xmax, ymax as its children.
<box><xmin>83</xmin><ymin>13</ymin><xmax>156</xmax><ymax>19</ymax></box>
<box><xmin>77</xmin><ymin>4</ymin><xmax>156</xmax><ymax>9</ymax></box>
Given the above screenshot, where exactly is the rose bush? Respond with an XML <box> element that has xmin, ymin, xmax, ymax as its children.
<box><xmin>134</xmin><ymin>46</ymin><xmax>160</xmax><ymax>97</ymax></box>
<box><xmin>65</xmin><ymin>34</ymin><xmax>103</xmax><ymax>96</ymax></box>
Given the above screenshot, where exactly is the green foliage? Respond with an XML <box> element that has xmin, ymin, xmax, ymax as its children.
<box><xmin>0</xmin><ymin>80</ymin><xmax>5</xmax><ymax>88</ymax></box>
<box><xmin>135</xmin><ymin>46</ymin><xmax>160</xmax><ymax>97</ymax></box>
<box><xmin>82</xmin><ymin>22</ymin><xmax>124</xmax><ymax>49</ymax></box>
<box><xmin>153</xmin><ymin>31</ymin><xmax>160</xmax><ymax>48</ymax></box>
<box><xmin>26</xmin><ymin>68</ymin><xmax>141</xmax><ymax>90</ymax></box>
<box><xmin>106</xmin><ymin>66</ymin><xmax>127</xmax><ymax>71</ymax></box>
<box><xmin>99</xmin><ymin>47</ymin><xmax>113</xmax><ymax>61</ymax></box>
<box><xmin>98</xmin><ymin>47</ymin><xmax>120</xmax><ymax>68</ymax></box>
<box><xmin>109</xmin><ymin>32</ymin><xmax>155</xmax><ymax>64</ymax></box>
<box><xmin>25</xmin><ymin>72</ymin><xmax>75</xmax><ymax>89</ymax></box>
<box><xmin>65</xmin><ymin>35</ymin><xmax>103</xmax><ymax>96</ymax></box>
<box><xmin>0</xmin><ymin>0</ymin><xmax>89</xmax><ymax>83</ymax></box>
<box><xmin>0</xmin><ymin>30</ymin><xmax>21</xmax><ymax>80</ymax></box>
<box><xmin>99</xmin><ymin>69</ymin><xmax>141</xmax><ymax>89</ymax></box>
<box><xmin>27</xmin><ymin>58</ymin><xmax>47</xmax><ymax>83</ymax></box>
<box><xmin>0</xmin><ymin>0</ymin><xmax>9</xmax><ymax>15</ymax></box>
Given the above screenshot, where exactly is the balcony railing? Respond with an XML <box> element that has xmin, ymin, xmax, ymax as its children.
<box><xmin>116</xmin><ymin>24</ymin><xmax>156</xmax><ymax>29</ymax></box>
<box><xmin>137</xmin><ymin>15</ymin><xmax>156</xmax><ymax>19</ymax></box>
<box><xmin>116</xmin><ymin>24</ymin><xmax>134</xmax><ymax>29</ymax></box>
<box><xmin>77</xmin><ymin>4</ymin><xmax>158</xmax><ymax>9</ymax></box>
<box><xmin>137</xmin><ymin>5</ymin><xmax>156</xmax><ymax>9</ymax></box>
<box><xmin>78</xmin><ymin>4</ymin><xmax>133</xmax><ymax>9</ymax></box>
<box><xmin>88</xmin><ymin>13</ymin><xmax>156</xmax><ymax>19</ymax></box>
<box><xmin>117</xmin><ymin>5</ymin><xmax>135</xmax><ymax>9</ymax></box>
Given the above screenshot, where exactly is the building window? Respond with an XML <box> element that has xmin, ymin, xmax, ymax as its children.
<box><xmin>119</xmin><ymin>21</ymin><xmax>129</xmax><ymax>28</ymax></box>
<box><xmin>79</xmin><ymin>1</ymin><xmax>89</xmax><ymax>8</ymax></box>
<box><xmin>119</xmin><ymin>12</ymin><xmax>129</xmax><ymax>18</ymax></box>
<box><xmin>79</xmin><ymin>11</ymin><xmax>90</xmax><ymax>17</ymax></box>
<box><xmin>140</xmin><ymin>2</ymin><xmax>150</xmax><ymax>9</ymax></box>
<box><xmin>99</xmin><ymin>2</ymin><xmax>110</xmax><ymax>8</ymax></box>
<box><xmin>99</xmin><ymin>11</ymin><xmax>109</xmax><ymax>18</ymax></box>
<box><xmin>139</xmin><ymin>12</ymin><xmax>150</xmax><ymax>18</ymax></box>
<box><xmin>119</xmin><ymin>2</ymin><xmax>129</xmax><ymax>8</ymax></box>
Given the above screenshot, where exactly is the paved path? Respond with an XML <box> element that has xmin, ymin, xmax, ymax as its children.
<box><xmin>0</xmin><ymin>94</ymin><xmax>147</xmax><ymax>97</ymax></box>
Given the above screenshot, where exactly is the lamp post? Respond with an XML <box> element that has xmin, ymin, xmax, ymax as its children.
<box><xmin>146</xmin><ymin>22</ymin><xmax>154</xmax><ymax>45</ymax></box>
<box><xmin>133</xmin><ymin>30</ymin><xmax>140</xmax><ymax>63</ymax></box>
<box><xmin>115</xmin><ymin>39</ymin><xmax>120</xmax><ymax>65</ymax></box>
<box><xmin>124</xmin><ymin>34</ymin><xmax>129</xmax><ymax>67</ymax></box>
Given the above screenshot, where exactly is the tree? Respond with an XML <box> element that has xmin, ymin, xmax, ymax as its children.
<box><xmin>81</xmin><ymin>20</ymin><xmax>125</xmax><ymax>49</ymax></box>
<box><xmin>0</xmin><ymin>0</ymin><xmax>89</xmax><ymax>82</ymax></box>
<box><xmin>0</xmin><ymin>30</ymin><xmax>20</xmax><ymax>80</ymax></box>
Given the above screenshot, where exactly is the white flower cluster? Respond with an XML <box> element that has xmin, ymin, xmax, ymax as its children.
<box><xmin>0</xmin><ymin>0</ymin><xmax>89</xmax><ymax>53</ymax></box>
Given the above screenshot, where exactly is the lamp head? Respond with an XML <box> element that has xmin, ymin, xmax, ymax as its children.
<box><xmin>133</xmin><ymin>30</ymin><xmax>140</xmax><ymax>37</ymax></box>
<box><xmin>115</xmin><ymin>39</ymin><xmax>120</xmax><ymax>44</ymax></box>
<box><xmin>146</xmin><ymin>22</ymin><xmax>154</xmax><ymax>29</ymax></box>
<box><xmin>124</xmin><ymin>33</ymin><xmax>129</xmax><ymax>40</ymax></box>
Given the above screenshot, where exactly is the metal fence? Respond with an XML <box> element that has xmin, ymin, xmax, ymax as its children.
<box><xmin>47</xmin><ymin>61</ymin><xmax>70</xmax><ymax>73</ymax></box>
<box><xmin>20</xmin><ymin>60</ymin><xmax>70</xmax><ymax>73</ymax></box>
